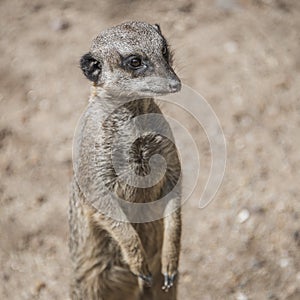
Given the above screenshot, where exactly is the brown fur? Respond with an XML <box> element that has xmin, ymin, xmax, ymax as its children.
<box><xmin>69</xmin><ymin>21</ymin><xmax>182</xmax><ymax>300</ymax></box>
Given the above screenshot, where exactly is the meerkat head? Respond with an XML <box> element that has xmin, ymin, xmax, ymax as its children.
<box><xmin>80</xmin><ymin>21</ymin><xmax>181</xmax><ymax>98</ymax></box>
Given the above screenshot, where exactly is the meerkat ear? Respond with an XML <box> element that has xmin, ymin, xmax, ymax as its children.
<box><xmin>80</xmin><ymin>53</ymin><xmax>102</xmax><ymax>83</ymax></box>
<box><xmin>153</xmin><ymin>24</ymin><xmax>162</xmax><ymax>34</ymax></box>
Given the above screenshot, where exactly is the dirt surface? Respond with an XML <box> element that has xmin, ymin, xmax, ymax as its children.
<box><xmin>0</xmin><ymin>0</ymin><xmax>299</xmax><ymax>299</ymax></box>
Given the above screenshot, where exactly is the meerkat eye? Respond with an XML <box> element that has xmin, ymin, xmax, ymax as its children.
<box><xmin>129</xmin><ymin>57</ymin><xmax>142</xmax><ymax>69</ymax></box>
<box><xmin>121</xmin><ymin>55</ymin><xmax>146</xmax><ymax>72</ymax></box>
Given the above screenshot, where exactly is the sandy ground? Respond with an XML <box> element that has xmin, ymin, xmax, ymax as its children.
<box><xmin>0</xmin><ymin>0</ymin><xmax>299</xmax><ymax>299</ymax></box>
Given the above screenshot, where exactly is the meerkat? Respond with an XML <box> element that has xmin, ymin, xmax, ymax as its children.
<box><xmin>69</xmin><ymin>21</ymin><xmax>182</xmax><ymax>300</ymax></box>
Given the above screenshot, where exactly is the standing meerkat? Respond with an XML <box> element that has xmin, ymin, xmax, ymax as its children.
<box><xmin>69</xmin><ymin>21</ymin><xmax>182</xmax><ymax>300</ymax></box>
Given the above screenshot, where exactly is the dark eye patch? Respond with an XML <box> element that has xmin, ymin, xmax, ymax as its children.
<box><xmin>121</xmin><ymin>55</ymin><xmax>149</xmax><ymax>73</ymax></box>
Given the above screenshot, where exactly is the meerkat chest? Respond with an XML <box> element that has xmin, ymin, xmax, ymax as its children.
<box><xmin>76</xmin><ymin>99</ymin><xmax>178</xmax><ymax>204</ymax></box>
<box><xmin>104</xmin><ymin>126</ymin><xmax>171</xmax><ymax>203</ymax></box>
<box><xmin>98</xmin><ymin>102</ymin><xmax>175</xmax><ymax>203</ymax></box>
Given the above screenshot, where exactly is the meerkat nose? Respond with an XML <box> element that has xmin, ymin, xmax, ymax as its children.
<box><xmin>169</xmin><ymin>79</ymin><xmax>181</xmax><ymax>93</ymax></box>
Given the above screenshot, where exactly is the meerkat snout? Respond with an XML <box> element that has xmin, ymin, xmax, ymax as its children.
<box><xmin>168</xmin><ymin>78</ymin><xmax>182</xmax><ymax>93</ymax></box>
<box><xmin>80</xmin><ymin>21</ymin><xmax>181</xmax><ymax>97</ymax></box>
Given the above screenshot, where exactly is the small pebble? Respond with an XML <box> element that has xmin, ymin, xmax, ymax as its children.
<box><xmin>216</xmin><ymin>0</ymin><xmax>238</xmax><ymax>11</ymax></box>
<box><xmin>3</xmin><ymin>273</ymin><xmax>10</xmax><ymax>281</ymax></box>
<box><xmin>236</xmin><ymin>291</ymin><xmax>248</xmax><ymax>300</ymax></box>
<box><xmin>36</xmin><ymin>195</ymin><xmax>47</xmax><ymax>205</ymax></box>
<box><xmin>226</xmin><ymin>253</ymin><xmax>235</xmax><ymax>261</ymax></box>
<box><xmin>224</xmin><ymin>41</ymin><xmax>238</xmax><ymax>54</ymax></box>
<box><xmin>293</xmin><ymin>230</ymin><xmax>300</xmax><ymax>246</ymax></box>
<box><xmin>237</xmin><ymin>209</ymin><xmax>250</xmax><ymax>223</ymax></box>
<box><xmin>35</xmin><ymin>281</ymin><xmax>46</xmax><ymax>294</ymax></box>
<box><xmin>279</xmin><ymin>257</ymin><xmax>289</xmax><ymax>268</ymax></box>
<box><xmin>50</xmin><ymin>19</ymin><xmax>70</xmax><ymax>31</ymax></box>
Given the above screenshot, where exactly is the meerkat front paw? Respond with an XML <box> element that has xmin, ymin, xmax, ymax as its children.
<box><xmin>128</xmin><ymin>252</ymin><xmax>152</xmax><ymax>287</ymax></box>
<box><xmin>161</xmin><ymin>253</ymin><xmax>179</xmax><ymax>291</ymax></box>
<box><xmin>138</xmin><ymin>273</ymin><xmax>153</xmax><ymax>287</ymax></box>
<box><xmin>162</xmin><ymin>271</ymin><xmax>177</xmax><ymax>292</ymax></box>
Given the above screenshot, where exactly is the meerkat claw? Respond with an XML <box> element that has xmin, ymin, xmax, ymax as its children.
<box><xmin>139</xmin><ymin>273</ymin><xmax>153</xmax><ymax>287</ymax></box>
<box><xmin>162</xmin><ymin>272</ymin><xmax>177</xmax><ymax>292</ymax></box>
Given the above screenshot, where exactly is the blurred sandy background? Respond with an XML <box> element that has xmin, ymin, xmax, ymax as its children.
<box><xmin>0</xmin><ymin>0</ymin><xmax>299</xmax><ymax>299</ymax></box>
